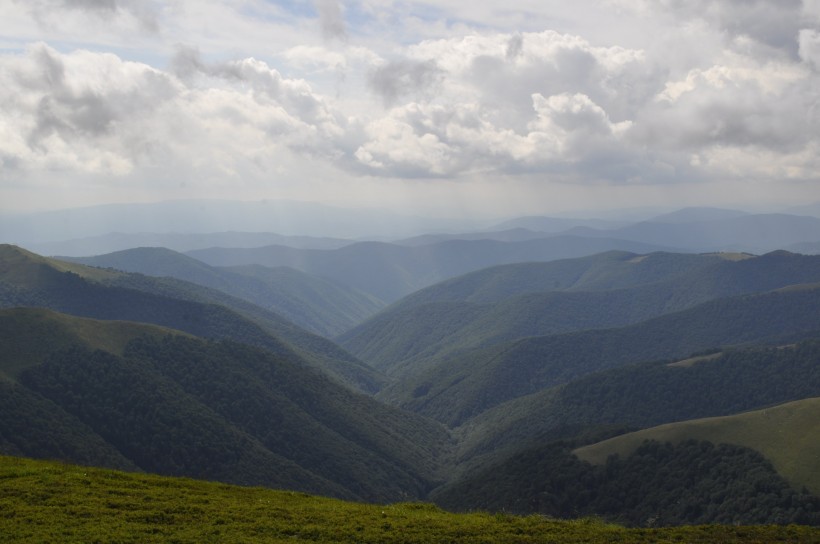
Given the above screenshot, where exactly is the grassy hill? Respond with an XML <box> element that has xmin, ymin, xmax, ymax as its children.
<box><xmin>62</xmin><ymin>247</ymin><xmax>384</xmax><ymax>337</ymax></box>
<box><xmin>0</xmin><ymin>308</ymin><xmax>451</xmax><ymax>502</ymax></box>
<box><xmin>2</xmin><ymin>455</ymin><xmax>818</xmax><ymax>543</ymax></box>
<box><xmin>381</xmin><ymin>284</ymin><xmax>820</xmax><ymax>425</ymax></box>
<box><xmin>0</xmin><ymin>244</ymin><xmax>384</xmax><ymax>393</ymax></box>
<box><xmin>187</xmin><ymin>236</ymin><xmax>671</xmax><ymax>303</ymax></box>
<box><xmin>574</xmin><ymin>398</ymin><xmax>820</xmax><ymax>495</ymax></box>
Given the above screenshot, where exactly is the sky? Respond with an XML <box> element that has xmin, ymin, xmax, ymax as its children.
<box><xmin>1</xmin><ymin>0</ymin><xmax>820</xmax><ymax>219</ymax></box>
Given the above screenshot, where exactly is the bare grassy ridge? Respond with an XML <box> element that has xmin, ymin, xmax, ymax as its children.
<box><xmin>1</xmin><ymin>455</ymin><xmax>818</xmax><ymax>544</ymax></box>
<box><xmin>574</xmin><ymin>397</ymin><xmax>820</xmax><ymax>495</ymax></box>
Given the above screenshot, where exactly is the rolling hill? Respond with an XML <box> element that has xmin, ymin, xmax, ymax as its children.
<box><xmin>0</xmin><ymin>308</ymin><xmax>451</xmax><ymax>502</ymax></box>
<box><xmin>0</xmin><ymin>244</ymin><xmax>384</xmax><ymax>392</ymax></box>
<box><xmin>379</xmin><ymin>284</ymin><xmax>820</xmax><ymax>425</ymax></box>
<box><xmin>340</xmin><ymin>251</ymin><xmax>820</xmax><ymax>372</ymax></box>
<box><xmin>5</xmin><ymin>455</ymin><xmax>814</xmax><ymax>543</ymax></box>
<box><xmin>61</xmin><ymin>247</ymin><xmax>384</xmax><ymax>337</ymax></box>
<box><xmin>25</xmin><ymin>231</ymin><xmax>355</xmax><ymax>257</ymax></box>
<box><xmin>187</xmin><ymin>237</ymin><xmax>672</xmax><ymax>303</ymax></box>
<box><xmin>455</xmin><ymin>339</ymin><xmax>820</xmax><ymax>466</ymax></box>
<box><xmin>573</xmin><ymin>397</ymin><xmax>820</xmax><ymax>495</ymax></box>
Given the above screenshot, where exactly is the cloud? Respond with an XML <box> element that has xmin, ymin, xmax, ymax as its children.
<box><xmin>367</xmin><ymin>59</ymin><xmax>444</xmax><ymax>106</ymax></box>
<box><xmin>315</xmin><ymin>0</ymin><xmax>347</xmax><ymax>42</ymax></box>
<box><xmin>0</xmin><ymin>43</ymin><xmax>354</xmax><ymax>188</ymax></box>
<box><xmin>20</xmin><ymin>0</ymin><xmax>161</xmax><ymax>33</ymax></box>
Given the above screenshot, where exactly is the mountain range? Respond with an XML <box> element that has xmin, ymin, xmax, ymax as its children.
<box><xmin>2</xmin><ymin>206</ymin><xmax>820</xmax><ymax>528</ymax></box>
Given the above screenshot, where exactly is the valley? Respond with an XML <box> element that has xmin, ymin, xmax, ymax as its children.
<box><xmin>2</xmin><ymin>205</ymin><xmax>820</xmax><ymax>536</ymax></box>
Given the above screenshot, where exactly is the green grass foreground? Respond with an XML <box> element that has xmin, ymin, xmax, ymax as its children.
<box><xmin>1</xmin><ymin>456</ymin><xmax>819</xmax><ymax>543</ymax></box>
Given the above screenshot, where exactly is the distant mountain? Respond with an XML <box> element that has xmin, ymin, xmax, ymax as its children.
<box><xmin>490</xmin><ymin>216</ymin><xmax>627</xmax><ymax>232</ymax></box>
<box><xmin>381</xmin><ymin>284</ymin><xmax>820</xmax><ymax>425</ymax></box>
<box><xmin>0</xmin><ymin>245</ymin><xmax>384</xmax><ymax>392</ymax></box>
<box><xmin>188</xmin><ymin>237</ymin><xmax>673</xmax><ymax>303</ymax></box>
<box><xmin>786</xmin><ymin>201</ymin><xmax>820</xmax><ymax>218</ymax></box>
<box><xmin>0</xmin><ymin>199</ymin><xmax>478</xmax><ymax>244</ymax></box>
<box><xmin>341</xmin><ymin>251</ymin><xmax>820</xmax><ymax>375</ymax></box>
<box><xmin>565</xmin><ymin>214</ymin><xmax>820</xmax><ymax>253</ymax></box>
<box><xmin>62</xmin><ymin>247</ymin><xmax>384</xmax><ymax>337</ymax></box>
<box><xmin>27</xmin><ymin>231</ymin><xmax>354</xmax><ymax>257</ymax></box>
<box><xmin>0</xmin><ymin>308</ymin><xmax>450</xmax><ymax>502</ymax></box>
<box><xmin>787</xmin><ymin>241</ymin><xmax>820</xmax><ymax>255</ymax></box>
<box><xmin>645</xmin><ymin>207</ymin><xmax>749</xmax><ymax>223</ymax></box>
<box><xmin>392</xmin><ymin>228</ymin><xmax>551</xmax><ymax>246</ymax></box>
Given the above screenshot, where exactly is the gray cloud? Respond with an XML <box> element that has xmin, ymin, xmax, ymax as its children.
<box><xmin>315</xmin><ymin>0</ymin><xmax>347</xmax><ymax>42</ymax></box>
<box><xmin>655</xmin><ymin>0</ymin><xmax>805</xmax><ymax>57</ymax></box>
<box><xmin>21</xmin><ymin>0</ymin><xmax>160</xmax><ymax>33</ymax></box>
<box><xmin>506</xmin><ymin>33</ymin><xmax>523</xmax><ymax>60</ymax></box>
<box><xmin>367</xmin><ymin>59</ymin><xmax>444</xmax><ymax>106</ymax></box>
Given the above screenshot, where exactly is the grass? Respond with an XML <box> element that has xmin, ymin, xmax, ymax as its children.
<box><xmin>574</xmin><ymin>397</ymin><xmax>820</xmax><ymax>495</ymax></box>
<box><xmin>1</xmin><ymin>455</ymin><xmax>819</xmax><ymax>543</ymax></box>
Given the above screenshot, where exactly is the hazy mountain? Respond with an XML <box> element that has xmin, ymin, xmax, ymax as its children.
<box><xmin>786</xmin><ymin>201</ymin><xmax>820</xmax><ymax>218</ymax></box>
<box><xmin>26</xmin><ymin>231</ymin><xmax>355</xmax><ymax>257</ymax></box>
<box><xmin>565</xmin><ymin>214</ymin><xmax>820</xmax><ymax>253</ymax></box>
<box><xmin>188</xmin><ymin>237</ymin><xmax>673</xmax><ymax>303</ymax></box>
<box><xmin>342</xmin><ymin>251</ymin><xmax>820</xmax><ymax>375</ymax></box>
<box><xmin>0</xmin><ymin>199</ymin><xmax>478</xmax><ymax>244</ymax></box>
<box><xmin>644</xmin><ymin>207</ymin><xmax>750</xmax><ymax>223</ymax></box>
<box><xmin>490</xmin><ymin>216</ymin><xmax>628</xmax><ymax>232</ymax></box>
<box><xmin>0</xmin><ymin>308</ymin><xmax>450</xmax><ymax>501</ymax></box>
<box><xmin>392</xmin><ymin>228</ymin><xmax>551</xmax><ymax>246</ymax></box>
<box><xmin>0</xmin><ymin>245</ymin><xmax>384</xmax><ymax>392</ymax></box>
<box><xmin>61</xmin><ymin>247</ymin><xmax>384</xmax><ymax>337</ymax></box>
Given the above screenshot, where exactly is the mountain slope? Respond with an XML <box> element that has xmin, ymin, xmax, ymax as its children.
<box><xmin>187</xmin><ymin>237</ymin><xmax>672</xmax><ymax>303</ymax></box>
<box><xmin>457</xmin><ymin>339</ymin><xmax>820</xmax><ymax>464</ymax></box>
<box><xmin>62</xmin><ymin>247</ymin><xmax>384</xmax><ymax>337</ymax></box>
<box><xmin>382</xmin><ymin>285</ymin><xmax>820</xmax><ymax>425</ymax></box>
<box><xmin>0</xmin><ymin>244</ymin><xmax>384</xmax><ymax>392</ymax></box>
<box><xmin>344</xmin><ymin>251</ymin><xmax>820</xmax><ymax>376</ymax></box>
<box><xmin>574</xmin><ymin>397</ymin><xmax>820</xmax><ymax>495</ymax></box>
<box><xmin>6</xmin><ymin>455</ymin><xmax>814</xmax><ymax>544</ymax></box>
<box><xmin>0</xmin><ymin>308</ymin><xmax>451</xmax><ymax>502</ymax></box>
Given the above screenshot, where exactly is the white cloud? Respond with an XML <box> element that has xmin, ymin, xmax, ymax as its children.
<box><xmin>1</xmin><ymin>1</ymin><xmax>819</xmax><ymax>215</ymax></box>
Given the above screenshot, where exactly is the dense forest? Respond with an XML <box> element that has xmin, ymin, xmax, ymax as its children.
<box><xmin>2</xmin><ymin>243</ymin><xmax>820</xmax><ymax>528</ymax></box>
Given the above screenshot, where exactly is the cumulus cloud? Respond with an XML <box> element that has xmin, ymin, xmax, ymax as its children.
<box><xmin>2</xmin><ymin>1</ymin><xmax>820</xmax><ymax>214</ymax></box>
<box><xmin>0</xmin><ymin>43</ymin><xmax>354</xmax><ymax>187</ymax></box>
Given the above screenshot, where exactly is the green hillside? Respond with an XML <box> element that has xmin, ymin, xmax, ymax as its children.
<box><xmin>433</xmin><ymin>438</ymin><xmax>820</xmax><ymax>527</ymax></box>
<box><xmin>382</xmin><ymin>285</ymin><xmax>820</xmax><ymax>425</ymax></box>
<box><xmin>63</xmin><ymin>247</ymin><xmax>384</xmax><ymax>337</ymax></box>
<box><xmin>0</xmin><ymin>307</ymin><xmax>189</xmax><ymax>380</ymax></box>
<box><xmin>574</xmin><ymin>398</ymin><xmax>820</xmax><ymax>495</ymax></box>
<box><xmin>0</xmin><ymin>245</ymin><xmax>384</xmax><ymax>393</ymax></box>
<box><xmin>0</xmin><ymin>310</ymin><xmax>451</xmax><ymax>502</ymax></box>
<box><xmin>2</xmin><ymin>455</ymin><xmax>818</xmax><ymax>543</ymax></box>
<box><xmin>341</xmin><ymin>250</ymin><xmax>820</xmax><ymax>373</ymax></box>
<box><xmin>456</xmin><ymin>339</ymin><xmax>820</xmax><ymax>467</ymax></box>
